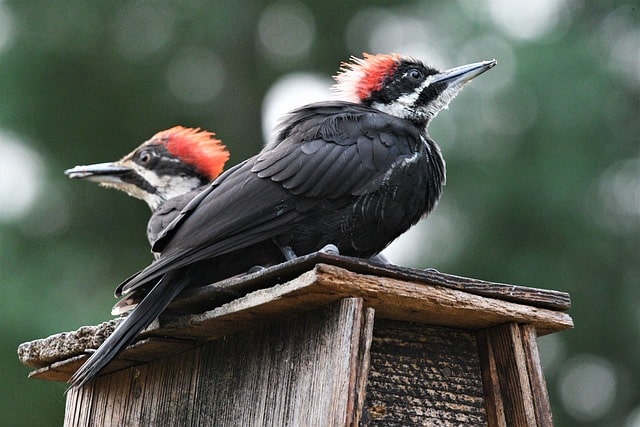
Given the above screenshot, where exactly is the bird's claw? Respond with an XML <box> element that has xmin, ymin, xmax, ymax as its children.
<box><xmin>368</xmin><ymin>253</ymin><xmax>390</xmax><ymax>266</ymax></box>
<box><xmin>278</xmin><ymin>245</ymin><xmax>298</xmax><ymax>261</ymax></box>
<box><xmin>319</xmin><ymin>244</ymin><xmax>340</xmax><ymax>256</ymax></box>
<box><xmin>246</xmin><ymin>265</ymin><xmax>266</xmax><ymax>274</ymax></box>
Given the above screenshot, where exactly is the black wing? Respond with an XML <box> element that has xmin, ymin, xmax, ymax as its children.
<box><xmin>118</xmin><ymin>102</ymin><xmax>422</xmax><ymax>296</ymax></box>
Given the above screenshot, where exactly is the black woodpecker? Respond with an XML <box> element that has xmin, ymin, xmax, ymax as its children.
<box><xmin>68</xmin><ymin>53</ymin><xmax>496</xmax><ymax>389</ymax></box>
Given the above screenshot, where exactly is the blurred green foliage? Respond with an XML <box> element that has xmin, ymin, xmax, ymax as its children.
<box><xmin>1</xmin><ymin>1</ymin><xmax>638</xmax><ymax>425</ymax></box>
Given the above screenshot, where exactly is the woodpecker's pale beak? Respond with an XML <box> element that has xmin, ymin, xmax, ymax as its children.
<box><xmin>432</xmin><ymin>59</ymin><xmax>497</xmax><ymax>87</ymax></box>
<box><xmin>64</xmin><ymin>162</ymin><xmax>132</xmax><ymax>184</ymax></box>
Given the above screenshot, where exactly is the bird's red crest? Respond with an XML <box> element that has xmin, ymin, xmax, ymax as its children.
<box><xmin>332</xmin><ymin>53</ymin><xmax>401</xmax><ymax>102</ymax></box>
<box><xmin>154</xmin><ymin>126</ymin><xmax>230</xmax><ymax>179</ymax></box>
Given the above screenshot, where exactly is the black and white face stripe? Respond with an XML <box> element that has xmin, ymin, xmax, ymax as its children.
<box><xmin>365</xmin><ymin>61</ymin><xmax>440</xmax><ymax>107</ymax></box>
<box><xmin>132</xmin><ymin>144</ymin><xmax>208</xmax><ymax>183</ymax></box>
<box><xmin>67</xmin><ymin>144</ymin><xmax>212</xmax><ymax>211</ymax></box>
<box><xmin>117</xmin><ymin>169</ymin><xmax>159</xmax><ymax>196</ymax></box>
<box><xmin>367</xmin><ymin>59</ymin><xmax>496</xmax><ymax>127</ymax></box>
<box><xmin>364</xmin><ymin>60</ymin><xmax>446</xmax><ymax>126</ymax></box>
<box><xmin>108</xmin><ymin>143</ymin><xmax>210</xmax><ymax>209</ymax></box>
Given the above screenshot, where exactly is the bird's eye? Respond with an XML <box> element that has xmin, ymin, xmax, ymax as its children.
<box><xmin>138</xmin><ymin>151</ymin><xmax>151</xmax><ymax>164</ymax></box>
<box><xmin>408</xmin><ymin>69</ymin><xmax>424</xmax><ymax>81</ymax></box>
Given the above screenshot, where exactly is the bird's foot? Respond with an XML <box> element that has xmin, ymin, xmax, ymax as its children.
<box><xmin>246</xmin><ymin>265</ymin><xmax>267</xmax><ymax>274</ymax></box>
<box><xmin>278</xmin><ymin>245</ymin><xmax>298</xmax><ymax>261</ymax></box>
<box><xmin>368</xmin><ymin>253</ymin><xmax>390</xmax><ymax>266</ymax></box>
<box><xmin>424</xmin><ymin>267</ymin><xmax>440</xmax><ymax>273</ymax></box>
<box><xmin>319</xmin><ymin>244</ymin><xmax>340</xmax><ymax>256</ymax></box>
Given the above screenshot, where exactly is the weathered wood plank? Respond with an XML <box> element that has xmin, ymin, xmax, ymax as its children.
<box><xmin>352</xmin><ymin>308</ymin><xmax>375</xmax><ymax>426</ymax></box>
<box><xmin>64</xmin><ymin>298</ymin><xmax>372</xmax><ymax>426</ymax></box>
<box><xmin>28</xmin><ymin>337</ymin><xmax>196</xmax><ymax>382</ymax></box>
<box><xmin>477</xmin><ymin>324</ymin><xmax>537</xmax><ymax>427</ymax></box>
<box><xmin>476</xmin><ymin>330</ymin><xmax>506</xmax><ymax>427</ymax></box>
<box><xmin>155</xmin><ymin>264</ymin><xmax>572</xmax><ymax>342</ymax></box>
<box><xmin>363</xmin><ymin>320</ymin><xmax>488</xmax><ymax>426</ymax></box>
<box><xmin>521</xmin><ymin>325</ymin><xmax>554</xmax><ymax>427</ymax></box>
<box><xmin>312</xmin><ymin>264</ymin><xmax>573</xmax><ymax>335</ymax></box>
<box><xmin>22</xmin><ymin>264</ymin><xmax>573</xmax><ymax>382</ymax></box>
<box><xmin>172</xmin><ymin>252</ymin><xmax>571</xmax><ymax>312</ymax></box>
<box><xmin>19</xmin><ymin>319</ymin><xmax>122</xmax><ymax>369</ymax></box>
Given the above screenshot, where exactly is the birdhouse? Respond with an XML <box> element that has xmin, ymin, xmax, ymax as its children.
<box><xmin>18</xmin><ymin>253</ymin><xmax>572</xmax><ymax>426</ymax></box>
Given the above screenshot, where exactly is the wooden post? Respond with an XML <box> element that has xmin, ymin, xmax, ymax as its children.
<box><xmin>476</xmin><ymin>323</ymin><xmax>554</xmax><ymax>427</ymax></box>
<box><xmin>18</xmin><ymin>254</ymin><xmax>573</xmax><ymax>426</ymax></box>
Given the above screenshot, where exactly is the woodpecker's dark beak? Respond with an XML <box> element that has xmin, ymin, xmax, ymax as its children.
<box><xmin>64</xmin><ymin>162</ymin><xmax>133</xmax><ymax>184</ymax></box>
<box><xmin>432</xmin><ymin>59</ymin><xmax>497</xmax><ymax>87</ymax></box>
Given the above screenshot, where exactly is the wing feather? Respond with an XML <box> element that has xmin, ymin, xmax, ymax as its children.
<box><xmin>120</xmin><ymin>102</ymin><xmax>423</xmax><ymax>294</ymax></box>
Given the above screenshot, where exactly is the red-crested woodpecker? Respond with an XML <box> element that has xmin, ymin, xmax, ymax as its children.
<box><xmin>68</xmin><ymin>53</ymin><xmax>496</xmax><ymax>389</ymax></box>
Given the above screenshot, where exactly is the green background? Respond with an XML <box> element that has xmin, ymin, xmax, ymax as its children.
<box><xmin>1</xmin><ymin>1</ymin><xmax>638</xmax><ymax>425</ymax></box>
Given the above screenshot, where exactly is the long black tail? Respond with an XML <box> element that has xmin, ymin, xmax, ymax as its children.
<box><xmin>67</xmin><ymin>271</ymin><xmax>187</xmax><ymax>390</ymax></box>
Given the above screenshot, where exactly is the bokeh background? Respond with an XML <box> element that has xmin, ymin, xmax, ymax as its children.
<box><xmin>1</xmin><ymin>1</ymin><xmax>638</xmax><ymax>425</ymax></box>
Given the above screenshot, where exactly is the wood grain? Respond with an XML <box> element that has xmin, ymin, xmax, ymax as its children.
<box><xmin>313</xmin><ymin>264</ymin><xmax>573</xmax><ymax>335</ymax></box>
<box><xmin>521</xmin><ymin>325</ymin><xmax>554</xmax><ymax>427</ymax></box>
<box><xmin>476</xmin><ymin>329</ymin><xmax>506</xmax><ymax>427</ymax></box>
<box><xmin>363</xmin><ymin>320</ymin><xmax>488</xmax><ymax>426</ymax></box>
<box><xmin>64</xmin><ymin>298</ymin><xmax>373</xmax><ymax>426</ymax></box>
<box><xmin>477</xmin><ymin>323</ymin><xmax>549</xmax><ymax>427</ymax></box>
<box><xmin>172</xmin><ymin>252</ymin><xmax>571</xmax><ymax>312</ymax></box>
<box><xmin>350</xmin><ymin>307</ymin><xmax>375</xmax><ymax>426</ymax></box>
<box><xmin>22</xmin><ymin>264</ymin><xmax>573</xmax><ymax>381</ymax></box>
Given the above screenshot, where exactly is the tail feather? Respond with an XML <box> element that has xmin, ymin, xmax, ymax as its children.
<box><xmin>67</xmin><ymin>271</ymin><xmax>187</xmax><ymax>390</ymax></box>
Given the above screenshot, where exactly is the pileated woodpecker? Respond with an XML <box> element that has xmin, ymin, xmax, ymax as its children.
<box><xmin>67</xmin><ymin>126</ymin><xmax>385</xmax><ymax>315</ymax></box>
<box><xmin>65</xmin><ymin>126</ymin><xmax>230</xmax><ymax>248</ymax></box>
<box><xmin>68</xmin><ymin>53</ymin><xmax>496</xmax><ymax>388</ymax></box>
